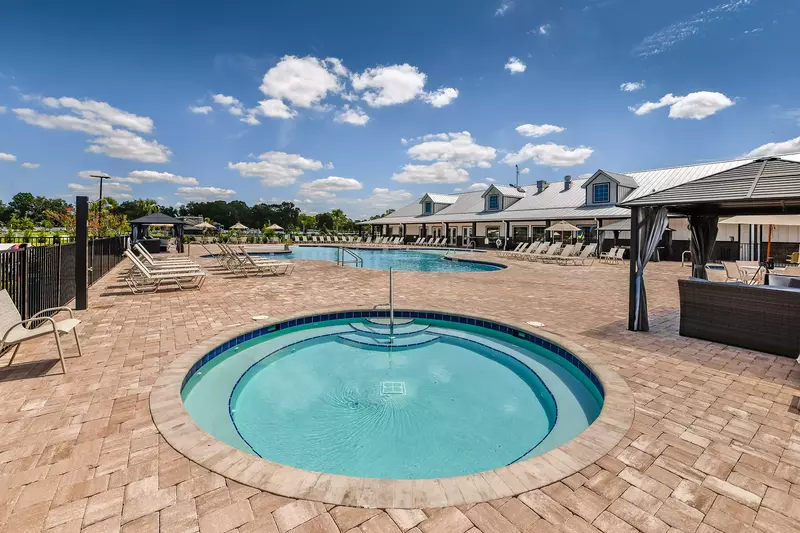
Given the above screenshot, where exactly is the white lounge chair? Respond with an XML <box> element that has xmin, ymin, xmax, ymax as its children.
<box><xmin>599</xmin><ymin>247</ymin><xmax>618</xmax><ymax>264</ymax></box>
<box><xmin>123</xmin><ymin>251</ymin><xmax>207</xmax><ymax>293</ymax></box>
<box><xmin>528</xmin><ymin>242</ymin><xmax>561</xmax><ymax>262</ymax></box>
<box><xmin>499</xmin><ymin>242</ymin><xmax>527</xmax><ymax>258</ymax></box>
<box><xmin>0</xmin><ymin>289</ymin><xmax>83</xmax><ymax>374</ymax></box>
<box><xmin>542</xmin><ymin>244</ymin><xmax>574</xmax><ymax>264</ymax></box>
<box><xmin>558</xmin><ymin>243</ymin><xmax>597</xmax><ymax>266</ymax></box>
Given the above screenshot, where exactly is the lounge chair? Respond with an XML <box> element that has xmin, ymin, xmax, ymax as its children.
<box><xmin>238</xmin><ymin>247</ymin><xmax>294</xmax><ymax>276</ymax></box>
<box><xmin>509</xmin><ymin>241</ymin><xmax>546</xmax><ymax>260</ymax></box>
<box><xmin>599</xmin><ymin>247</ymin><xmax>618</xmax><ymax>264</ymax></box>
<box><xmin>605</xmin><ymin>247</ymin><xmax>627</xmax><ymax>265</ymax></box>
<box><xmin>542</xmin><ymin>244</ymin><xmax>574</xmax><ymax>264</ymax></box>
<box><xmin>123</xmin><ymin>251</ymin><xmax>206</xmax><ymax>293</ymax></box>
<box><xmin>722</xmin><ymin>261</ymin><xmax>746</xmax><ymax>282</ymax></box>
<box><xmin>529</xmin><ymin>242</ymin><xmax>561</xmax><ymax>262</ymax></box>
<box><xmin>134</xmin><ymin>243</ymin><xmax>197</xmax><ymax>268</ymax></box>
<box><xmin>499</xmin><ymin>243</ymin><xmax>528</xmax><ymax>258</ymax></box>
<box><xmin>559</xmin><ymin>243</ymin><xmax>597</xmax><ymax>266</ymax></box>
<box><xmin>0</xmin><ymin>289</ymin><xmax>83</xmax><ymax>374</ymax></box>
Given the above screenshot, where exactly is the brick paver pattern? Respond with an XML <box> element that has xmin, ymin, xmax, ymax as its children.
<box><xmin>1</xmin><ymin>246</ymin><xmax>798</xmax><ymax>533</ymax></box>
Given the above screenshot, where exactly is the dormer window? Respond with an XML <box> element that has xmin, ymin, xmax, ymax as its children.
<box><xmin>424</xmin><ymin>201</ymin><xmax>432</xmax><ymax>214</ymax></box>
<box><xmin>593</xmin><ymin>183</ymin><xmax>610</xmax><ymax>203</ymax></box>
<box><xmin>488</xmin><ymin>195</ymin><xmax>500</xmax><ymax>210</ymax></box>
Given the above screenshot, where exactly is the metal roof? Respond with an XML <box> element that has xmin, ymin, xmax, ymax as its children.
<box><xmin>582</xmin><ymin>170</ymin><xmax>639</xmax><ymax>189</ymax></box>
<box><xmin>482</xmin><ymin>185</ymin><xmax>526</xmax><ymax>198</ymax></box>
<box><xmin>420</xmin><ymin>193</ymin><xmax>458</xmax><ymax>204</ymax></box>
<box><xmin>129</xmin><ymin>212</ymin><xmax>188</xmax><ymax>225</ymax></box>
<box><xmin>621</xmin><ymin>158</ymin><xmax>800</xmax><ymax>207</ymax></box>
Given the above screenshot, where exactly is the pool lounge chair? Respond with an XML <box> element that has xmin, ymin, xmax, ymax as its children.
<box><xmin>238</xmin><ymin>247</ymin><xmax>294</xmax><ymax>276</ymax></box>
<box><xmin>559</xmin><ymin>243</ymin><xmax>597</xmax><ymax>266</ymax></box>
<box><xmin>0</xmin><ymin>289</ymin><xmax>83</xmax><ymax>374</ymax></box>
<box><xmin>509</xmin><ymin>242</ymin><xmax>546</xmax><ymax>260</ymax></box>
<box><xmin>123</xmin><ymin>251</ymin><xmax>206</xmax><ymax>293</ymax></box>
<box><xmin>599</xmin><ymin>247</ymin><xmax>618</xmax><ymax>264</ymax></box>
<box><xmin>499</xmin><ymin>242</ymin><xmax>528</xmax><ymax>258</ymax></box>
<box><xmin>542</xmin><ymin>244</ymin><xmax>574</xmax><ymax>264</ymax></box>
<box><xmin>529</xmin><ymin>242</ymin><xmax>562</xmax><ymax>262</ymax></box>
<box><xmin>134</xmin><ymin>243</ymin><xmax>198</xmax><ymax>268</ymax></box>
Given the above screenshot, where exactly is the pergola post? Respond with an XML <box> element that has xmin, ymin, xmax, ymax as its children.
<box><xmin>627</xmin><ymin>206</ymin><xmax>640</xmax><ymax>331</ymax></box>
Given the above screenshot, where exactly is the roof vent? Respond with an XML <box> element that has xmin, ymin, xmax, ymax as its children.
<box><xmin>536</xmin><ymin>180</ymin><xmax>547</xmax><ymax>194</ymax></box>
<box><xmin>564</xmin><ymin>175</ymin><xmax>572</xmax><ymax>191</ymax></box>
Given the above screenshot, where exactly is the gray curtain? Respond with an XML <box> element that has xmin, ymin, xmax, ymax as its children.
<box><xmin>633</xmin><ymin>206</ymin><xmax>669</xmax><ymax>331</ymax></box>
<box><xmin>688</xmin><ymin>214</ymin><xmax>719</xmax><ymax>279</ymax></box>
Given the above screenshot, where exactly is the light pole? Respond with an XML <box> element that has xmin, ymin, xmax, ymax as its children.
<box><xmin>88</xmin><ymin>174</ymin><xmax>111</xmax><ymax>231</ymax></box>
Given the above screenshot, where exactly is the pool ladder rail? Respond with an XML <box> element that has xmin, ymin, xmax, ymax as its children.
<box><xmin>336</xmin><ymin>247</ymin><xmax>363</xmax><ymax>267</ymax></box>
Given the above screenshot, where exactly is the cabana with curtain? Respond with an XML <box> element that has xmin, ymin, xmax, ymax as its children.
<box><xmin>619</xmin><ymin>156</ymin><xmax>800</xmax><ymax>340</ymax></box>
<box><xmin>130</xmin><ymin>212</ymin><xmax>189</xmax><ymax>253</ymax></box>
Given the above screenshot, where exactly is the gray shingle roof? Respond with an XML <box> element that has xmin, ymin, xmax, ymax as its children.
<box><xmin>621</xmin><ymin>157</ymin><xmax>800</xmax><ymax>207</ymax></box>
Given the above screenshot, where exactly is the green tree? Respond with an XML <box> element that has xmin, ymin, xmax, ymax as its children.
<box><xmin>298</xmin><ymin>214</ymin><xmax>316</xmax><ymax>232</ymax></box>
<box><xmin>116</xmin><ymin>199</ymin><xmax>160</xmax><ymax>220</ymax></box>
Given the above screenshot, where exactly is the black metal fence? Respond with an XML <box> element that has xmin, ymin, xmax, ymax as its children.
<box><xmin>0</xmin><ymin>236</ymin><xmax>127</xmax><ymax>319</ymax></box>
<box><xmin>0</xmin><ymin>234</ymin><xmax>75</xmax><ymax>245</ymax></box>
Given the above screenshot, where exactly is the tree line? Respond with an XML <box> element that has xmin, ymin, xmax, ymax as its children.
<box><xmin>0</xmin><ymin>192</ymin><xmax>396</xmax><ymax>234</ymax></box>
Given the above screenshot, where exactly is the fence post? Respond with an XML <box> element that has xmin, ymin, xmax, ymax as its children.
<box><xmin>75</xmin><ymin>196</ymin><xmax>89</xmax><ymax>310</ymax></box>
<box><xmin>21</xmin><ymin>246</ymin><xmax>29</xmax><ymax>319</ymax></box>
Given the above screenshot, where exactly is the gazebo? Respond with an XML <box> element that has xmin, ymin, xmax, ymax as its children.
<box><xmin>130</xmin><ymin>212</ymin><xmax>189</xmax><ymax>253</ymax></box>
<box><xmin>619</xmin><ymin>156</ymin><xmax>800</xmax><ymax>332</ymax></box>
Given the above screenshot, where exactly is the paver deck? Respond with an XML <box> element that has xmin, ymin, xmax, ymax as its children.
<box><xmin>1</xmin><ymin>247</ymin><xmax>798</xmax><ymax>533</ymax></box>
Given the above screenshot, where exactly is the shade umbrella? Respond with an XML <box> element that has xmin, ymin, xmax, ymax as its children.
<box><xmin>193</xmin><ymin>222</ymin><xmax>215</xmax><ymax>230</ymax></box>
<box><xmin>266</xmin><ymin>224</ymin><xmax>284</xmax><ymax>231</ymax></box>
<box><xmin>545</xmin><ymin>221</ymin><xmax>580</xmax><ymax>233</ymax></box>
<box><xmin>230</xmin><ymin>222</ymin><xmax>248</xmax><ymax>230</ymax></box>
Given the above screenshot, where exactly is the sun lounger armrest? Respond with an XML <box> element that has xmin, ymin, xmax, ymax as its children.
<box><xmin>2</xmin><ymin>317</ymin><xmax>57</xmax><ymax>343</ymax></box>
<box><xmin>31</xmin><ymin>306</ymin><xmax>75</xmax><ymax>319</ymax></box>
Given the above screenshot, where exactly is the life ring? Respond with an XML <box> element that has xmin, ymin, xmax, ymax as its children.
<box><xmin>495</xmin><ymin>239</ymin><xmax>503</xmax><ymax>248</ymax></box>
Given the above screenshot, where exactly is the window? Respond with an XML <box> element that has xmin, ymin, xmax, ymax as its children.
<box><xmin>486</xmin><ymin>226</ymin><xmax>501</xmax><ymax>240</ymax></box>
<box><xmin>512</xmin><ymin>226</ymin><xmax>528</xmax><ymax>240</ymax></box>
<box><xmin>531</xmin><ymin>227</ymin><xmax>546</xmax><ymax>242</ymax></box>
<box><xmin>424</xmin><ymin>201</ymin><xmax>432</xmax><ymax>214</ymax></box>
<box><xmin>593</xmin><ymin>183</ymin><xmax>610</xmax><ymax>203</ymax></box>
<box><xmin>488</xmin><ymin>195</ymin><xmax>500</xmax><ymax>210</ymax></box>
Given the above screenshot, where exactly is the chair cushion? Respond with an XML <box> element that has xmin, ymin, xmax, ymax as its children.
<box><xmin>3</xmin><ymin>318</ymin><xmax>80</xmax><ymax>344</ymax></box>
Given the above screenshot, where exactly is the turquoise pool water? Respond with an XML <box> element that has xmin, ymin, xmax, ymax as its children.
<box><xmin>182</xmin><ymin>315</ymin><xmax>603</xmax><ymax>479</ymax></box>
<box><xmin>252</xmin><ymin>246</ymin><xmax>502</xmax><ymax>273</ymax></box>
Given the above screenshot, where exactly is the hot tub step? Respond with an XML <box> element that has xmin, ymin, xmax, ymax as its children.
<box><xmin>350</xmin><ymin>322</ymin><xmax>429</xmax><ymax>336</ymax></box>
<box><xmin>338</xmin><ymin>332</ymin><xmax>439</xmax><ymax>348</ymax></box>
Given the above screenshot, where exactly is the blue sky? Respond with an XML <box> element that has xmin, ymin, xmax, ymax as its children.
<box><xmin>0</xmin><ymin>0</ymin><xmax>798</xmax><ymax>218</ymax></box>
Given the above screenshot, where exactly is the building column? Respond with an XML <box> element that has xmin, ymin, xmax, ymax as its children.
<box><xmin>444</xmin><ymin>222</ymin><xmax>449</xmax><ymax>245</ymax></box>
<box><xmin>504</xmin><ymin>221</ymin><xmax>511</xmax><ymax>250</ymax></box>
<box><xmin>471</xmin><ymin>221</ymin><xmax>477</xmax><ymax>247</ymax></box>
<box><xmin>421</xmin><ymin>224</ymin><xmax>427</xmax><ymax>238</ymax></box>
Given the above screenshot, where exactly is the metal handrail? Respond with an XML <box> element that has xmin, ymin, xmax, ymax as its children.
<box><xmin>336</xmin><ymin>247</ymin><xmax>363</xmax><ymax>267</ymax></box>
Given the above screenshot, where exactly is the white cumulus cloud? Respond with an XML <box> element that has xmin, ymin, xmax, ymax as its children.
<box><xmin>351</xmin><ymin>64</ymin><xmax>427</xmax><ymax>107</ymax></box>
<box><xmin>299</xmin><ymin>176</ymin><xmax>363</xmax><ymax>198</ymax></box>
<box><xmin>537</xmin><ymin>24</ymin><xmax>550</xmax><ymax>35</ymax></box>
<box><xmin>67</xmin><ymin>181</ymin><xmax>133</xmax><ymax>200</ymax></box>
<box><xmin>13</xmin><ymin>96</ymin><xmax>170</xmax><ymax>163</ymax></box>
<box><xmin>176</xmin><ymin>186</ymin><xmax>237</xmax><ymax>202</ymax></box>
<box><xmin>422</xmin><ymin>87</ymin><xmax>459</xmax><ymax>108</ymax></box>
<box><xmin>334</xmin><ymin>105</ymin><xmax>369</xmax><ymax>126</ymax></box>
<box><xmin>407</xmin><ymin>131</ymin><xmax>496</xmax><ymax>169</ymax></box>
<box><xmin>505</xmin><ymin>57</ymin><xmax>526</xmax><ymax>74</ymax></box>
<box><xmin>189</xmin><ymin>105</ymin><xmax>213</xmax><ymax>114</ymax></box>
<box><xmin>0</xmin><ymin>152</ymin><xmax>16</xmax><ymax>161</ymax></box>
<box><xmin>495</xmin><ymin>3</ymin><xmax>512</xmax><ymax>16</ymax></box>
<box><xmin>468</xmin><ymin>182</ymin><xmax>489</xmax><ymax>191</ymax></box>
<box><xmin>519</xmin><ymin>167</ymin><xmax>530</xmax><ymax>174</ymax></box>
<box><xmin>620</xmin><ymin>81</ymin><xmax>645</xmax><ymax>92</ymax></box>
<box><xmin>260</xmin><ymin>55</ymin><xmax>342</xmax><ymax>108</ymax></box>
<box><xmin>256</xmin><ymin>99</ymin><xmax>297</xmax><ymax>119</ymax></box>
<box><xmin>228</xmin><ymin>151</ymin><xmax>324</xmax><ymax>187</ymax></box>
<box><xmin>746</xmin><ymin>136</ymin><xmax>800</xmax><ymax>158</ymax></box>
<box><xmin>516</xmin><ymin>124</ymin><xmax>565</xmax><ymax>138</ymax></box>
<box><xmin>502</xmin><ymin>143</ymin><xmax>594</xmax><ymax>167</ymax></box>
<box><xmin>118</xmin><ymin>170</ymin><xmax>198</xmax><ymax>185</ymax></box>
<box><xmin>21</xmin><ymin>162</ymin><xmax>39</xmax><ymax>169</ymax></box>
<box><xmin>630</xmin><ymin>91</ymin><xmax>734</xmax><ymax>119</ymax></box>
<box><xmin>392</xmin><ymin>162</ymin><xmax>470</xmax><ymax>184</ymax></box>
<box><xmin>212</xmin><ymin>94</ymin><xmax>245</xmax><ymax>116</ymax></box>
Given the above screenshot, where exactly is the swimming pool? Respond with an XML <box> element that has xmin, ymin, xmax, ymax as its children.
<box><xmin>181</xmin><ymin>311</ymin><xmax>604</xmax><ymax>480</ymax></box>
<box><xmin>252</xmin><ymin>246</ymin><xmax>503</xmax><ymax>273</ymax></box>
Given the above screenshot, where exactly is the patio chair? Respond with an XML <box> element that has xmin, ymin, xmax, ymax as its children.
<box><xmin>0</xmin><ymin>289</ymin><xmax>82</xmax><ymax>374</ymax></box>
<box><xmin>722</xmin><ymin>261</ymin><xmax>746</xmax><ymax>282</ymax></box>
<box><xmin>123</xmin><ymin>251</ymin><xmax>206</xmax><ymax>293</ymax></box>
<box><xmin>572</xmin><ymin>242</ymin><xmax>583</xmax><ymax>257</ymax></box>
<box><xmin>558</xmin><ymin>243</ymin><xmax>597</xmax><ymax>266</ymax></box>
<box><xmin>542</xmin><ymin>244</ymin><xmax>574</xmax><ymax>264</ymax></box>
<box><xmin>238</xmin><ymin>247</ymin><xmax>294</xmax><ymax>276</ymax></box>
<box><xmin>528</xmin><ymin>242</ymin><xmax>561</xmax><ymax>262</ymax></box>
<box><xmin>599</xmin><ymin>246</ymin><xmax>618</xmax><ymax>264</ymax></box>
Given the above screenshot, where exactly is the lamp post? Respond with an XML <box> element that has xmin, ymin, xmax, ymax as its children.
<box><xmin>88</xmin><ymin>174</ymin><xmax>111</xmax><ymax>232</ymax></box>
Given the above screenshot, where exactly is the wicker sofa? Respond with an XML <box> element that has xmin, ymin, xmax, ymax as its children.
<box><xmin>678</xmin><ymin>278</ymin><xmax>800</xmax><ymax>358</ymax></box>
